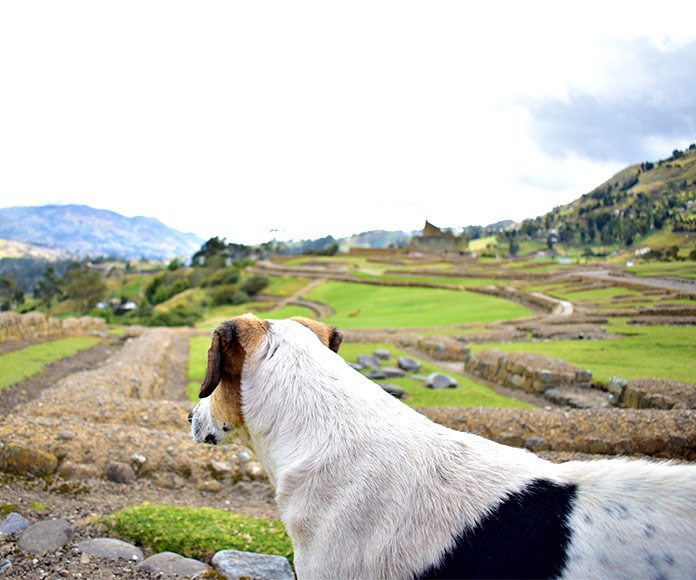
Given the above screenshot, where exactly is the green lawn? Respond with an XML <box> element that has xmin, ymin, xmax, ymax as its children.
<box><xmin>338</xmin><ymin>342</ymin><xmax>532</xmax><ymax>408</ymax></box>
<box><xmin>470</xmin><ymin>323</ymin><xmax>696</xmax><ymax>385</ymax></box>
<box><xmin>264</xmin><ymin>276</ymin><xmax>311</xmax><ymax>297</ymax></box>
<box><xmin>352</xmin><ymin>272</ymin><xmax>502</xmax><ymax>287</ymax></box>
<box><xmin>0</xmin><ymin>337</ymin><xmax>100</xmax><ymax>390</ymax></box>
<box><xmin>303</xmin><ymin>281</ymin><xmax>530</xmax><ymax>329</ymax></box>
<box><xmin>625</xmin><ymin>261</ymin><xmax>696</xmax><ymax>279</ymax></box>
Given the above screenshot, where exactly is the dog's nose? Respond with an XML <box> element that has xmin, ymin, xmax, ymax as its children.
<box><xmin>204</xmin><ymin>433</ymin><xmax>218</xmax><ymax>445</ymax></box>
<box><xmin>187</xmin><ymin>410</ymin><xmax>193</xmax><ymax>424</ymax></box>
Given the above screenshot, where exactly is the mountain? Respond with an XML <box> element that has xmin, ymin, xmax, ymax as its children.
<box><xmin>0</xmin><ymin>205</ymin><xmax>204</xmax><ymax>260</ymax></box>
<box><xmin>520</xmin><ymin>145</ymin><xmax>696</xmax><ymax>250</ymax></box>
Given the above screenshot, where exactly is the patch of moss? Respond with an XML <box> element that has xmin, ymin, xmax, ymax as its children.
<box><xmin>102</xmin><ymin>503</ymin><xmax>293</xmax><ymax>563</ymax></box>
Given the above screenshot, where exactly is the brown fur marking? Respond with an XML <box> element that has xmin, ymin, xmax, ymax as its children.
<box><xmin>290</xmin><ymin>316</ymin><xmax>344</xmax><ymax>352</ymax></box>
<box><xmin>202</xmin><ymin>313</ymin><xmax>269</xmax><ymax>429</ymax></box>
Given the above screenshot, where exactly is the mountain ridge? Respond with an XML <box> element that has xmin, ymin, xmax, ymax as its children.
<box><xmin>0</xmin><ymin>204</ymin><xmax>203</xmax><ymax>260</ymax></box>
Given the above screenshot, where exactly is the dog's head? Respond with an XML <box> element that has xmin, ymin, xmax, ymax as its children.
<box><xmin>188</xmin><ymin>313</ymin><xmax>343</xmax><ymax>446</ymax></box>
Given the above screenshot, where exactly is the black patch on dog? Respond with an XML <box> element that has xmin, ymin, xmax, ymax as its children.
<box><xmin>417</xmin><ymin>479</ymin><xmax>577</xmax><ymax>580</ymax></box>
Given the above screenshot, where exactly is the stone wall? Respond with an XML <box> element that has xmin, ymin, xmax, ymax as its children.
<box><xmin>608</xmin><ymin>377</ymin><xmax>696</xmax><ymax>409</ymax></box>
<box><xmin>419</xmin><ymin>407</ymin><xmax>696</xmax><ymax>460</ymax></box>
<box><xmin>0</xmin><ymin>312</ymin><xmax>107</xmax><ymax>343</ymax></box>
<box><xmin>464</xmin><ymin>349</ymin><xmax>592</xmax><ymax>394</ymax></box>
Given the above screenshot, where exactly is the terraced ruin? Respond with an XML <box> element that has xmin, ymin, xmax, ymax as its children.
<box><xmin>0</xmin><ymin>256</ymin><xmax>694</xmax><ymax>577</ymax></box>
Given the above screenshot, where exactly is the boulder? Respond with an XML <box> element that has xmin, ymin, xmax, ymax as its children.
<box><xmin>0</xmin><ymin>442</ymin><xmax>58</xmax><ymax>477</ymax></box>
<box><xmin>357</xmin><ymin>354</ymin><xmax>381</xmax><ymax>369</ymax></box>
<box><xmin>397</xmin><ymin>357</ymin><xmax>421</xmax><ymax>373</ymax></box>
<box><xmin>76</xmin><ymin>538</ymin><xmax>144</xmax><ymax>561</ymax></box>
<box><xmin>0</xmin><ymin>513</ymin><xmax>29</xmax><ymax>536</ymax></box>
<box><xmin>379</xmin><ymin>383</ymin><xmax>406</xmax><ymax>399</ymax></box>
<box><xmin>212</xmin><ymin>549</ymin><xmax>294</xmax><ymax>580</ymax></box>
<box><xmin>17</xmin><ymin>519</ymin><xmax>74</xmax><ymax>555</ymax></box>
<box><xmin>374</xmin><ymin>349</ymin><xmax>391</xmax><ymax>360</ymax></box>
<box><xmin>425</xmin><ymin>373</ymin><xmax>458</xmax><ymax>389</ymax></box>
<box><xmin>137</xmin><ymin>551</ymin><xmax>210</xmax><ymax>577</ymax></box>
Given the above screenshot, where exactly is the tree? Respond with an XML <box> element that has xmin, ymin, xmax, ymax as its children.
<box><xmin>192</xmin><ymin>237</ymin><xmax>228</xmax><ymax>267</ymax></box>
<box><xmin>0</xmin><ymin>277</ymin><xmax>24</xmax><ymax>311</ymax></box>
<box><xmin>62</xmin><ymin>262</ymin><xmax>107</xmax><ymax>314</ymax></box>
<box><xmin>35</xmin><ymin>266</ymin><xmax>62</xmax><ymax>312</ymax></box>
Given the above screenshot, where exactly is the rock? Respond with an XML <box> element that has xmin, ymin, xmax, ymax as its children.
<box><xmin>243</xmin><ymin>461</ymin><xmax>265</xmax><ymax>480</ymax></box>
<box><xmin>58</xmin><ymin>461</ymin><xmax>99</xmax><ymax>480</ymax></box>
<box><xmin>76</xmin><ymin>538</ymin><xmax>144</xmax><ymax>561</ymax></box>
<box><xmin>379</xmin><ymin>367</ymin><xmax>405</xmax><ymax>379</ymax></box>
<box><xmin>210</xmin><ymin>459</ymin><xmax>234</xmax><ymax>478</ymax></box>
<box><xmin>348</xmin><ymin>362</ymin><xmax>364</xmax><ymax>371</ymax></box>
<box><xmin>17</xmin><ymin>519</ymin><xmax>74</xmax><ymax>555</ymax></box>
<box><xmin>212</xmin><ymin>548</ymin><xmax>294</xmax><ymax>580</ymax></box>
<box><xmin>0</xmin><ymin>443</ymin><xmax>58</xmax><ymax>477</ymax></box>
<box><xmin>397</xmin><ymin>357</ymin><xmax>421</xmax><ymax>372</ymax></box>
<box><xmin>374</xmin><ymin>349</ymin><xmax>391</xmax><ymax>360</ymax></box>
<box><xmin>0</xmin><ymin>513</ymin><xmax>28</xmax><ymax>536</ymax></box>
<box><xmin>152</xmin><ymin>472</ymin><xmax>186</xmax><ymax>489</ymax></box>
<box><xmin>196</xmin><ymin>479</ymin><xmax>223</xmax><ymax>492</ymax></box>
<box><xmin>0</xmin><ymin>559</ymin><xmax>10</xmax><ymax>574</ymax></box>
<box><xmin>379</xmin><ymin>383</ymin><xmax>405</xmax><ymax>399</ymax></box>
<box><xmin>137</xmin><ymin>551</ymin><xmax>210</xmax><ymax>577</ymax></box>
<box><xmin>523</xmin><ymin>437</ymin><xmax>549</xmax><ymax>451</ymax></box>
<box><xmin>424</xmin><ymin>373</ymin><xmax>458</xmax><ymax>389</ymax></box>
<box><xmin>104</xmin><ymin>461</ymin><xmax>135</xmax><ymax>484</ymax></box>
<box><xmin>357</xmin><ymin>354</ymin><xmax>381</xmax><ymax>369</ymax></box>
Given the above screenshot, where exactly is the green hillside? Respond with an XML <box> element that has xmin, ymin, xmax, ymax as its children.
<box><xmin>517</xmin><ymin>145</ymin><xmax>696</xmax><ymax>257</ymax></box>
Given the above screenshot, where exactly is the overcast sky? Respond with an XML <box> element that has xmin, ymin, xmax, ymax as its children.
<box><xmin>1</xmin><ymin>1</ymin><xmax>695</xmax><ymax>245</ymax></box>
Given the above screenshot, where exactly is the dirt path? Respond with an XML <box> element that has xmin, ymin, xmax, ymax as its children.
<box><xmin>268</xmin><ymin>278</ymin><xmax>335</xmax><ymax>319</ymax></box>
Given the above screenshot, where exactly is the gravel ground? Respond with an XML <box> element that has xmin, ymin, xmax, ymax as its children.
<box><xmin>0</xmin><ymin>330</ymin><xmax>278</xmax><ymax>579</ymax></box>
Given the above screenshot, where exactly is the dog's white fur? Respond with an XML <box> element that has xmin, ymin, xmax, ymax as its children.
<box><xmin>190</xmin><ymin>316</ymin><xmax>696</xmax><ymax>580</ymax></box>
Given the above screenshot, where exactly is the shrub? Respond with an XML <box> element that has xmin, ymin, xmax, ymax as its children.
<box><xmin>144</xmin><ymin>304</ymin><xmax>200</xmax><ymax>327</ymax></box>
<box><xmin>203</xmin><ymin>267</ymin><xmax>240</xmax><ymax>287</ymax></box>
<box><xmin>240</xmin><ymin>276</ymin><xmax>269</xmax><ymax>296</ymax></box>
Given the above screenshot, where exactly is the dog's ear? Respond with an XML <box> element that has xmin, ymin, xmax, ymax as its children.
<box><xmin>199</xmin><ymin>326</ymin><xmax>225</xmax><ymax>398</ymax></box>
<box><xmin>199</xmin><ymin>315</ymin><xmax>269</xmax><ymax>398</ymax></box>
<box><xmin>290</xmin><ymin>316</ymin><xmax>344</xmax><ymax>353</ymax></box>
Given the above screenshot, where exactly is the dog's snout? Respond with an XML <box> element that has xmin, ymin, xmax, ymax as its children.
<box><xmin>204</xmin><ymin>433</ymin><xmax>218</xmax><ymax>445</ymax></box>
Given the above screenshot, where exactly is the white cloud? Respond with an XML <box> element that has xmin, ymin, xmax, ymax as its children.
<box><xmin>1</xmin><ymin>1</ymin><xmax>695</xmax><ymax>245</ymax></box>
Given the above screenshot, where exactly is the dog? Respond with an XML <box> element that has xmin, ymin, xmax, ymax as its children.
<box><xmin>189</xmin><ymin>313</ymin><xmax>696</xmax><ymax>580</ymax></box>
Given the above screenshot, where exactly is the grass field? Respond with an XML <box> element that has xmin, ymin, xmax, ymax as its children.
<box><xmin>303</xmin><ymin>281</ymin><xmax>530</xmax><ymax>329</ymax></box>
<box><xmin>338</xmin><ymin>342</ymin><xmax>532</xmax><ymax>408</ymax></box>
<box><xmin>469</xmin><ymin>322</ymin><xmax>696</xmax><ymax>385</ymax></box>
<box><xmin>624</xmin><ymin>261</ymin><xmax>696</xmax><ymax>279</ymax></box>
<box><xmin>0</xmin><ymin>337</ymin><xmax>100</xmax><ymax>390</ymax></box>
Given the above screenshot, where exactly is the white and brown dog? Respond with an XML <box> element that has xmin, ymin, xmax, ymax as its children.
<box><xmin>189</xmin><ymin>314</ymin><xmax>696</xmax><ymax>580</ymax></box>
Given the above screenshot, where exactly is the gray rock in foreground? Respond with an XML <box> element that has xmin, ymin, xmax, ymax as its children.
<box><xmin>76</xmin><ymin>538</ymin><xmax>144</xmax><ymax>561</ymax></box>
<box><xmin>0</xmin><ymin>513</ymin><xmax>28</xmax><ymax>536</ymax></box>
<box><xmin>17</xmin><ymin>519</ymin><xmax>74</xmax><ymax>555</ymax></box>
<box><xmin>213</xmin><ymin>548</ymin><xmax>294</xmax><ymax>580</ymax></box>
<box><xmin>137</xmin><ymin>551</ymin><xmax>210</xmax><ymax>577</ymax></box>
